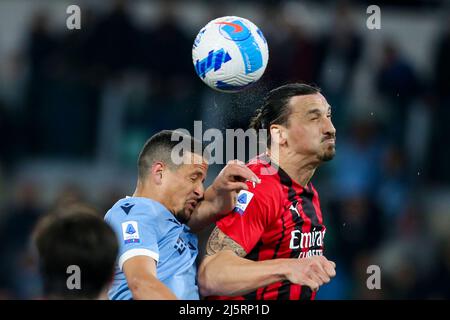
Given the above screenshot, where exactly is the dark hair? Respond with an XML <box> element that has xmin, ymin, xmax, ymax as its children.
<box><xmin>137</xmin><ymin>130</ymin><xmax>205</xmax><ymax>180</ymax></box>
<box><xmin>249</xmin><ymin>83</ymin><xmax>321</xmax><ymax>147</ymax></box>
<box><xmin>33</xmin><ymin>204</ymin><xmax>118</xmax><ymax>299</ymax></box>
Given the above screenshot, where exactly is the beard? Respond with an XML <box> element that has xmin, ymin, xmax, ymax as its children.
<box><xmin>176</xmin><ymin>212</ymin><xmax>189</xmax><ymax>224</ymax></box>
<box><xmin>319</xmin><ymin>145</ymin><xmax>336</xmax><ymax>162</ymax></box>
<box><xmin>175</xmin><ymin>207</ymin><xmax>192</xmax><ymax>224</ymax></box>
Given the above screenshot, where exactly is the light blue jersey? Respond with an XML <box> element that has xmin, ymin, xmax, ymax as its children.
<box><xmin>105</xmin><ymin>197</ymin><xmax>199</xmax><ymax>300</ymax></box>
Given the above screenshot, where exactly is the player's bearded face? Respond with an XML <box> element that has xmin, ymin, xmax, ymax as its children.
<box><xmin>169</xmin><ymin>153</ymin><xmax>207</xmax><ymax>223</ymax></box>
<box><xmin>285</xmin><ymin>94</ymin><xmax>336</xmax><ymax>162</ymax></box>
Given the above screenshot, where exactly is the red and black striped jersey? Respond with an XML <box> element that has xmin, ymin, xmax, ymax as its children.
<box><xmin>208</xmin><ymin>154</ymin><xmax>326</xmax><ymax>300</ymax></box>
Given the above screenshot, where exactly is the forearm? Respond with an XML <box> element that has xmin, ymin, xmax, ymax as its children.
<box><xmin>187</xmin><ymin>199</ymin><xmax>217</xmax><ymax>233</ymax></box>
<box><xmin>129</xmin><ymin>276</ymin><xmax>177</xmax><ymax>300</ymax></box>
<box><xmin>188</xmin><ymin>186</ymin><xmax>230</xmax><ymax>233</ymax></box>
<box><xmin>198</xmin><ymin>250</ymin><xmax>288</xmax><ymax>297</ymax></box>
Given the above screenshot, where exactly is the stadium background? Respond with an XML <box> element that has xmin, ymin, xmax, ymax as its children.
<box><xmin>0</xmin><ymin>0</ymin><xmax>449</xmax><ymax>299</ymax></box>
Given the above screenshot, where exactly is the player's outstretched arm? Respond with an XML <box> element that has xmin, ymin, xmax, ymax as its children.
<box><xmin>123</xmin><ymin>256</ymin><xmax>177</xmax><ymax>300</ymax></box>
<box><xmin>187</xmin><ymin>160</ymin><xmax>260</xmax><ymax>233</ymax></box>
<box><xmin>197</xmin><ymin>227</ymin><xmax>337</xmax><ymax>297</ymax></box>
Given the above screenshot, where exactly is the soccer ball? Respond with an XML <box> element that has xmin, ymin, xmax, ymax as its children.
<box><xmin>192</xmin><ymin>16</ymin><xmax>269</xmax><ymax>93</ymax></box>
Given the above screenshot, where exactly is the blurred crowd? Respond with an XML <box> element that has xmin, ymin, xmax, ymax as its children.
<box><xmin>0</xmin><ymin>0</ymin><xmax>449</xmax><ymax>299</ymax></box>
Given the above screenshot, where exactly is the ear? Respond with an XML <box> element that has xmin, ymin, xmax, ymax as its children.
<box><xmin>150</xmin><ymin>162</ymin><xmax>165</xmax><ymax>185</ymax></box>
<box><xmin>270</xmin><ymin>124</ymin><xmax>287</xmax><ymax>146</ymax></box>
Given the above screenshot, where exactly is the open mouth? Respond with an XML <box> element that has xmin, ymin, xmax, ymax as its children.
<box><xmin>186</xmin><ymin>200</ymin><xmax>198</xmax><ymax>211</ymax></box>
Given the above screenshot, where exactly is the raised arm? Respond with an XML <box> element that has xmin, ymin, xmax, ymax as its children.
<box><xmin>187</xmin><ymin>160</ymin><xmax>260</xmax><ymax>233</ymax></box>
<box><xmin>198</xmin><ymin>227</ymin><xmax>336</xmax><ymax>297</ymax></box>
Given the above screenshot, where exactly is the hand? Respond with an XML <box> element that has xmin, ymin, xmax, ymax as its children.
<box><xmin>283</xmin><ymin>255</ymin><xmax>336</xmax><ymax>292</ymax></box>
<box><xmin>204</xmin><ymin>160</ymin><xmax>260</xmax><ymax>217</ymax></box>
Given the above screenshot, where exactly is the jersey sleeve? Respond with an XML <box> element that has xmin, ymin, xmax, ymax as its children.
<box><xmin>215</xmin><ymin>179</ymin><xmax>281</xmax><ymax>254</ymax></box>
<box><xmin>106</xmin><ymin>209</ymin><xmax>161</xmax><ymax>270</ymax></box>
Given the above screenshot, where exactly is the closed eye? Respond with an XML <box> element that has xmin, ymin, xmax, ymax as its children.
<box><xmin>190</xmin><ymin>171</ymin><xmax>205</xmax><ymax>182</ymax></box>
<box><xmin>307</xmin><ymin>109</ymin><xmax>322</xmax><ymax>121</ymax></box>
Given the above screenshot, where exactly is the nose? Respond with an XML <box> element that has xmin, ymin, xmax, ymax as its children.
<box><xmin>324</xmin><ymin>116</ymin><xmax>336</xmax><ymax>137</ymax></box>
<box><xmin>193</xmin><ymin>183</ymin><xmax>204</xmax><ymax>199</ymax></box>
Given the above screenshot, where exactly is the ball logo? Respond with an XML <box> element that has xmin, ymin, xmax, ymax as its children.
<box><xmin>218</xmin><ymin>19</ymin><xmax>251</xmax><ymax>41</ymax></box>
<box><xmin>215</xmin><ymin>21</ymin><xmax>243</xmax><ymax>33</ymax></box>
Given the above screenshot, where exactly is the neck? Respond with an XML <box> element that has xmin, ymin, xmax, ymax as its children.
<box><xmin>267</xmin><ymin>148</ymin><xmax>319</xmax><ymax>187</ymax></box>
<box><xmin>133</xmin><ymin>180</ymin><xmax>174</xmax><ymax>215</ymax></box>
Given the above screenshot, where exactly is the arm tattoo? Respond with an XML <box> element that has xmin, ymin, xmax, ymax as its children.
<box><xmin>206</xmin><ymin>226</ymin><xmax>247</xmax><ymax>257</ymax></box>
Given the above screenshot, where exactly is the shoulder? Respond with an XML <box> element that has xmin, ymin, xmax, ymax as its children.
<box><xmin>225</xmin><ymin>158</ymin><xmax>285</xmax><ymax>219</ymax></box>
<box><xmin>105</xmin><ymin>197</ymin><xmax>170</xmax><ymax>226</ymax></box>
<box><xmin>246</xmin><ymin>158</ymin><xmax>285</xmax><ymax>202</ymax></box>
